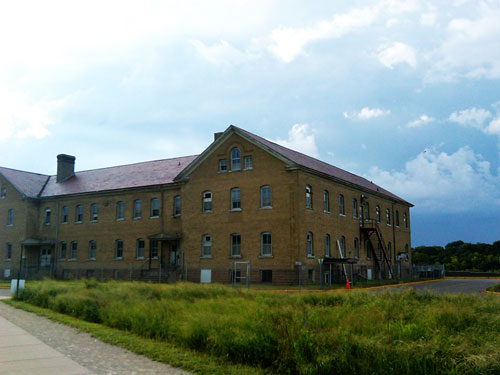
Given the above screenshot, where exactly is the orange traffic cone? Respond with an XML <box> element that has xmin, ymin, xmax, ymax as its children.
<box><xmin>346</xmin><ymin>279</ymin><xmax>351</xmax><ymax>289</ymax></box>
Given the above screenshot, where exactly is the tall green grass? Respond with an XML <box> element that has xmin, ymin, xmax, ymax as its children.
<box><xmin>16</xmin><ymin>280</ymin><xmax>500</xmax><ymax>375</ymax></box>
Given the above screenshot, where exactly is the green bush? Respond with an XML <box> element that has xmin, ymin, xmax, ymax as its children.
<box><xmin>16</xmin><ymin>281</ymin><xmax>500</xmax><ymax>375</ymax></box>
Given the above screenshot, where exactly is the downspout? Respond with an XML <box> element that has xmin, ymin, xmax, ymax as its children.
<box><xmin>391</xmin><ymin>202</ymin><xmax>396</xmax><ymax>279</ymax></box>
<box><xmin>54</xmin><ymin>201</ymin><xmax>59</xmax><ymax>279</ymax></box>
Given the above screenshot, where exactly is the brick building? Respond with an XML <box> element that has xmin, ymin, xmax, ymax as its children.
<box><xmin>0</xmin><ymin>126</ymin><xmax>413</xmax><ymax>285</ymax></box>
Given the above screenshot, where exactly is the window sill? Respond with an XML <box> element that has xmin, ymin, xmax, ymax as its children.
<box><xmin>44</xmin><ymin>223</ymin><xmax>51</xmax><ymax>226</ymax></box>
<box><xmin>61</xmin><ymin>222</ymin><xmax>67</xmax><ymax>225</ymax></box>
<box><xmin>4</xmin><ymin>259</ymin><xmax>11</xmax><ymax>262</ymax></box>
<box><xmin>306</xmin><ymin>255</ymin><xmax>315</xmax><ymax>259</ymax></box>
<box><xmin>228</xmin><ymin>169</ymin><xmax>241</xmax><ymax>173</ymax></box>
<box><xmin>229</xmin><ymin>255</ymin><xmax>242</xmax><ymax>259</ymax></box>
<box><xmin>6</xmin><ymin>224</ymin><xmax>13</xmax><ymax>227</ymax></box>
<box><xmin>200</xmin><ymin>255</ymin><xmax>213</xmax><ymax>259</ymax></box>
<box><xmin>116</xmin><ymin>218</ymin><xmax>125</xmax><ymax>221</ymax></box>
<box><xmin>150</xmin><ymin>256</ymin><xmax>159</xmax><ymax>260</ymax></box>
<box><xmin>68</xmin><ymin>258</ymin><xmax>77</xmax><ymax>262</ymax></box>
<box><xmin>217</xmin><ymin>170</ymin><xmax>228</xmax><ymax>173</ymax></box>
<box><xmin>87</xmin><ymin>258</ymin><xmax>96</xmax><ymax>261</ymax></box>
<box><xmin>89</xmin><ymin>220</ymin><xmax>98</xmax><ymax>223</ymax></box>
<box><xmin>323</xmin><ymin>210</ymin><xmax>330</xmax><ymax>214</ymax></box>
<box><xmin>74</xmin><ymin>221</ymin><xmax>82</xmax><ymax>224</ymax></box>
<box><xmin>58</xmin><ymin>259</ymin><xmax>65</xmax><ymax>262</ymax></box>
<box><xmin>133</xmin><ymin>217</ymin><xmax>142</xmax><ymax>220</ymax></box>
<box><xmin>229</xmin><ymin>208</ymin><xmax>242</xmax><ymax>212</ymax></box>
<box><xmin>172</xmin><ymin>214</ymin><xmax>181</xmax><ymax>218</ymax></box>
<box><xmin>136</xmin><ymin>257</ymin><xmax>145</xmax><ymax>260</ymax></box>
<box><xmin>306</xmin><ymin>207</ymin><xmax>313</xmax><ymax>210</ymax></box>
<box><xmin>150</xmin><ymin>216</ymin><xmax>160</xmax><ymax>219</ymax></box>
<box><xmin>201</xmin><ymin>210</ymin><xmax>213</xmax><ymax>214</ymax></box>
<box><xmin>259</xmin><ymin>206</ymin><xmax>272</xmax><ymax>210</ymax></box>
<box><xmin>339</xmin><ymin>214</ymin><xmax>346</xmax><ymax>217</ymax></box>
<box><xmin>259</xmin><ymin>255</ymin><xmax>273</xmax><ymax>258</ymax></box>
<box><xmin>243</xmin><ymin>167</ymin><xmax>253</xmax><ymax>171</ymax></box>
<box><xmin>114</xmin><ymin>257</ymin><xmax>123</xmax><ymax>261</ymax></box>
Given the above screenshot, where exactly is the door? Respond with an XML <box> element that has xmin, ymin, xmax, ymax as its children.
<box><xmin>169</xmin><ymin>243</ymin><xmax>177</xmax><ymax>266</ymax></box>
<box><xmin>40</xmin><ymin>248</ymin><xmax>52</xmax><ymax>267</ymax></box>
<box><xmin>200</xmin><ymin>269</ymin><xmax>211</xmax><ymax>283</ymax></box>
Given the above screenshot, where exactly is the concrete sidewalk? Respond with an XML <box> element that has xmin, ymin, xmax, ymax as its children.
<box><xmin>0</xmin><ymin>313</ymin><xmax>94</xmax><ymax>375</ymax></box>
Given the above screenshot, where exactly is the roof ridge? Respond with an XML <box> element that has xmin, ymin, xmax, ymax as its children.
<box><xmin>0</xmin><ymin>166</ymin><xmax>49</xmax><ymax>177</ymax></box>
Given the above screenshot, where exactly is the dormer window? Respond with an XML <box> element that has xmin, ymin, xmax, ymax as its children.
<box><xmin>230</xmin><ymin>148</ymin><xmax>241</xmax><ymax>170</ymax></box>
<box><xmin>218</xmin><ymin>159</ymin><xmax>227</xmax><ymax>172</ymax></box>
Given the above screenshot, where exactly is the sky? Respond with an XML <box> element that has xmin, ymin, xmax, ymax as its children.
<box><xmin>1</xmin><ymin>0</ymin><xmax>500</xmax><ymax>247</ymax></box>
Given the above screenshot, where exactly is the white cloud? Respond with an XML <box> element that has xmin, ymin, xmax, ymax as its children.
<box><xmin>429</xmin><ymin>2</ymin><xmax>500</xmax><ymax>80</ymax></box>
<box><xmin>420</xmin><ymin>6</ymin><xmax>437</xmax><ymax>26</ymax></box>
<box><xmin>268</xmin><ymin>5</ymin><xmax>380</xmax><ymax>62</ymax></box>
<box><xmin>270</xmin><ymin>124</ymin><xmax>319</xmax><ymax>157</ymax></box>
<box><xmin>0</xmin><ymin>84</ymin><xmax>58</xmax><ymax>140</ymax></box>
<box><xmin>449</xmin><ymin>107</ymin><xmax>491</xmax><ymax>130</ymax></box>
<box><xmin>190</xmin><ymin>39</ymin><xmax>259</xmax><ymax>65</ymax></box>
<box><xmin>366</xmin><ymin>146</ymin><xmax>500</xmax><ymax>212</ymax></box>
<box><xmin>486</xmin><ymin>116</ymin><xmax>500</xmax><ymax>136</ymax></box>
<box><xmin>377</xmin><ymin>42</ymin><xmax>417</xmax><ymax>69</ymax></box>
<box><xmin>407</xmin><ymin>114</ymin><xmax>434</xmax><ymax>128</ymax></box>
<box><xmin>344</xmin><ymin>107</ymin><xmax>391</xmax><ymax>120</ymax></box>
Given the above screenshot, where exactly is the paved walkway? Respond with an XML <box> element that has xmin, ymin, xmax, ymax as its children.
<box><xmin>0</xmin><ymin>299</ymin><xmax>190</xmax><ymax>375</ymax></box>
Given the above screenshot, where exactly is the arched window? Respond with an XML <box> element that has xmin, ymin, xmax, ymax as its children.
<box><xmin>324</xmin><ymin>234</ymin><xmax>331</xmax><ymax>257</ymax></box>
<box><xmin>354</xmin><ymin>237</ymin><xmax>359</xmax><ymax>259</ymax></box>
<box><xmin>305</xmin><ymin>185</ymin><xmax>312</xmax><ymax>208</ymax></box>
<box><xmin>364</xmin><ymin>202</ymin><xmax>370</xmax><ymax>220</ymax></box>
<box><xmin>387</xmin><ymin>242</ymin><xmax>392</xmax><ymax>260</ymax></box>
<box><xmin>306</xmin><ymin>232</ymin><xmax>313</xmax><ymax>256</ymax></box>
<box><xmin>260</xmin><ymin>186</ymin><xmax>272</xmax><ymax>208</ymax></box>
<box><xmin>115</xmin><ymin>239</ymin><xmax>123</xmax><ymax>259</ymax></box>
<box><xmin>61</xmin><ymin>206</ymin><xmax>68</xmax><ymax>223</ymax></box>
<box><xmin>386</xmin><ymin>208</ymin><xmax>391</xmax><ymax>225</ymax></box>
<box><xmin>338</xmin><ymin>194</ymin><xmax>345</xmax><ymax>215</ymax></box>
<box><xmin>403</xmin><ymin>213</ymin><xmax>408</xmax><ymax>229</ymax></box>
<box><xmin>339</xmin><ymin>236</ymin><xmax>345</xmax><ymax>256</ymax></box>
<box><xmin>173</xmin><ymin>196</ymin><xmax>181</xmax><ymax>216</ymax></box>
<box><xmin>352</xmin><ymin>199</ymin><xmax>358</xmax><ymax>218</ymax></box>
<box><xmin>202</xmin><ymin>191</ymin><xmax>212</xmax><ymax>212</ymax></box>
<box><xmin>230</xmin><ymin>188</ymin><xmax>241</xmax><ymax>210</ymax></box>
<box><xmin>323</xmin><ymin>190</ymin><xmax>330</xmax><ymax>212</ymax></box>
<box><xmin>202</xmin><ymin>235</ymin><xmax>212</xmax><ymax>257</ymax></box>
<box><xmin>376</xmin><ymin>205</ymin><xmax>381</xmax><ymax>223</ymax></box>
<box><xmin>133</xmin><ymin>200</ymin><xmax>141</xmax><ymax>219</ymax></box>
<box><xmin>230</xmin><ymin>148</ymin><xmax>241</xmax><ymax>170</ymax></box>
<box><xmin>261</xmin><ymin>232</ymin><xmax>272</xmax><ymax>256</ymax></box>
<box><xmin>88</xmin><ymin>240</ymin><xmax>96</xmax><ymax>260</ymax></box>
<box><xmin>395</xmin><ymin>210</ymin><xmax>400</xmax><ymax>227</ymax></box>
<box><xmin>230</xmin><ymin>233</ymin><xmax>241</xmax><ymax>256</ymax></box>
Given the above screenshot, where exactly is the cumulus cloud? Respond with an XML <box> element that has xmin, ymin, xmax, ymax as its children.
<box><xmin>377</xmin><ymin>42</ymin><xmax>417</xmax><ymax>69</ymax></box>
<box><xmin>407</xmin><ymin>114</ymin><xmax>434</xmax><ymax>128</ymax></box>
<box><xmin>449</xmin><ymin>107</ymin><xmax>492</xmax><ymax>130</ymax></box>
<box><xmin>429</xmin><ymin>2</ymin><xmax>500</xmax><ymax>80</ymax></box>
<box><xmin>366</xmin><ymin>146</ymin><xmax>500</xmax><ymax>212</ymax></box>
<box><xmin>344</xmin><ymin>107</ymin><xmax>391</xmax><ymax>120</ymax></box>
<box><xmin>190</xmin><ymin>39</ymin><xmax>260</xmax><ymax>65</ymax></box>
<box><xmin>269</xmin><ymin>124</ymin><xmax>319</xmax><ymax>157</ymax></box>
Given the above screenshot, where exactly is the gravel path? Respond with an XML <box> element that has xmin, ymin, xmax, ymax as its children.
<box><xmin>0</xmin><ymin>301</ymin><xmax>191</xmax><ymax>375</ymax></box>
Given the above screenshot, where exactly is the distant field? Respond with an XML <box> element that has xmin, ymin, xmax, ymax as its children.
<box><xmin>10</xmin><ymin>280</ymin><xmax>500</xmax><ymax>375</ymax></box>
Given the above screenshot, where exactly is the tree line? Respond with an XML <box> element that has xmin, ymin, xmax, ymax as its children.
<box><xmin>412</xmin><ymin>241</ymin><xmax>500</xmax><ymax>272</ymax></box>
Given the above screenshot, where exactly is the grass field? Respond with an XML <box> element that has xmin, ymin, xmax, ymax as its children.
<box><xmin>9</xmin><ymin>280</ymin><xmax>500</xmax><ymax>375</ymax></box>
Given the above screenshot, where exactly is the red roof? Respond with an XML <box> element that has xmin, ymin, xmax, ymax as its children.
<box><xmin>0</xmin><ymin>167</ymin><xmax>49</xmax><ymax>198</ymax></box>
<box><xmin>235</xmin><ymin>126</ymin><xmax>412</xmax><ymax>206</ymax></box>
<box><xmin>40</xmin><ymin>155</ymin><xmax>198</xmax><ymax>197</ymax></box>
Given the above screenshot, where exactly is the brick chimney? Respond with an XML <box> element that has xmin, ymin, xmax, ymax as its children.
<box><xmin>214</xmin><ymin>132</ymin><xmax>223</xmax><ymax>141</ymax></box>
<box><xmin>57</xmin><ymin>154</ymin><xmax>75</xmax><ymax>182</ymax></box>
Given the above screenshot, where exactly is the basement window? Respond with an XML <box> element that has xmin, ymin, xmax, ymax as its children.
<box><xmin>261</xmin><ymin>270</ymin><xmax>272</xmax><ymax>283</ymax></box>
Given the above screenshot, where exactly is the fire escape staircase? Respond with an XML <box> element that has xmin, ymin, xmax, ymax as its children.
<box><xmin>360</xmin><ymin>219</ymin><xmax>394</xmax><ymax>279</ymax></box>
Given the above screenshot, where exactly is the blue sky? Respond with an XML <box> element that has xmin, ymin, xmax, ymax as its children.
<box><xmin>1</xmin><ymin>0</ymin><xmax>500</xmax><ymax>247</ymax></box>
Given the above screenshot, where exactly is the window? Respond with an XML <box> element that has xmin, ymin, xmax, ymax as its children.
<box><xmin>244</xmin><ymin>155</ymin><xmax>252</xmax><ymax>169</ymax></box>
<box><xmin>339</xmin><ymin>236</ymin><xmax>345</xmax><ymax>256</ymax></box>
<box><xmin>324</xmin><ymin>234</ymin><xmax>331</xmax><ymax>257</ymax></box>
<box><xmin>338</xmin><ymin>194</ymin><xmax>344</xmax><ymax>215</ymax></box>
<box><xmin>377</xmin><ymin>242</ymin><xmax>382</xmax><ymax>260</ymax></box>
<box><xmin>260</xmin><ymin>186</ymin><xmax>272</xmax><ymax>208</ymax></box>
<box><xmin>230</xmin><ymin>188</ymin><xmax>241</xmax><ymax>210</ymax></box>
<box><xmin>306</xmin><ymin>232</ymin><xmax>313</xmax><ymax>257</ymax></box>
<box><xmin>150</xmin><ymin>198</ymin><xmax>160</xmax><ymax>217</ymax></box>
<box><xmin>173</xmin><ymin>195</ymin><xmax>181</xmax><ymax>216</ymax></box>
<box><xmin>202</xmin><ymin>191</ymin><xmax>212</xmax><ymax>212</ymax></box>
<box><xmin>75</xmin><ymin>205</ymin><xmax>82</xmax><ymax>222</ymax></box>
<box><xmin>70</xmin><ymin>241</ymin><xmax>77</xmax><ymax>260</ymax></box>
<box><xmin>218</xmin><ymin>159</ymin><xmax>227</xmax><ymax>172</ymax></box>
<box><xmin>387</xmin><ymin>242</ymin><xmax>392</xmax><ymax>260</ymax></box>
<box><xmin>364</xmin><ymin>202</ymin><xmax>370</xmax><ymax>220</ymax></box>
<box><xmin>386</xmin><ymin>208</ymin><xmax>391</xmax><ymax>225</ymax></box>
<box><xmin>261</xmin><ymin>232</ymin><xmax>272</xmax><ymax>256</ymax></box>
<box><xmin>136</xmin><ymin>239</ymin><xmax>145</xmax><ymax>259</ymax></box>
<box><xmin>376</xmin><ymin>206</ymin><xmax>381</xmax><ymax>223</ymax></box>
<box><xmin>7</xmin><ymin>209</ymin><xmax>13</xmax><ymax>226</ymax></box>
<box><xmin>323</xmin><ymin>190</ymin><xmax>330</xmax><ymax>212</ymax></box>
<box><xmin>352</xmin><ymin>199</ymin><xmax>358</xmax><ymax>218</ymax></box>
<box><xmin>61</xmin><ymin>206</ymin><xmax>68</xmax><ymax>223</ymax></box>
<box><xmin>115</xmin><ymin>240</ymin><xmax>123</xmax><ymax>259</ymax></box>
<box><xmin>5</xmin><ymin>243</ymin><xmax>12</xmax><ymax>261</ymax></box>
<box><xmin>150</xmin><ymin>240</ymin><xmax>158</xmax><ymax>259</ymax></box>
<box><xmin>261</xmin><ymin>270</ymin><xmax>272</xmax><ymax>282</ymax></box>
<box><xmin>395</xmin><ymin>210</ymin><xmax>400</xmax><ymax>227</ymax></box>
<box><xmin>202</xmin><ymin>235</ymin><xmax>212</xmax><ymax>257</ymax></box>
<box><xmin>230</xmin><ymin>234</ymin><xmax>241</xmax><ymax>256</ymax></box>
<box><xmin>116</xmin><ymin>201</ymin><xmax>124</xmax><ymax>220</ymax></box>
<box><xmin>305</xmin><ymin>185</ymin><xmax>312</xmax><ymax>208</ymax></box>
<box><xmin>90</xmin><ymin>203</ymin><xmax>98</xmax><ymax>221</ymax></box>
<box><xmin>0</xmin><ymin>187</ymin><xmax>5</xmax><ymax>197</ymax></box>
<box><xmin>88</xmin><ymin>240</ymin><xmax>96</xmax><ymax>260</ymax></box>
<box><xmin>365</xmin><ymin>240</ymin><xmax>371</xmax><ymax>259</ymax></box>
<box><xmin>230</xmin><ymin>148</ymin><xmax>241</xmax><ymax>170</ymax></box>
<box><xmin>354</xmin><ymin>238</ymin><xmax>359</xmax><ymax>259</ymax></box>
<box><xmin>59</xmin><ymin>242</ymin><xmax>66</xmax><ymax>260</ymax></box>
<box><xmin>133</xmin><ymin>200</ymin><xmax>141</xmax><ymax>219</ymax></box>
<box><xmin>44</xmin><ymin>208</ymin><xmax>51</xmax><ymax>225</ymax></box>
<box><xmin>403</xmin><ymin>213</ymin><xmax>408</xmax><ymax>229</ymax></box>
